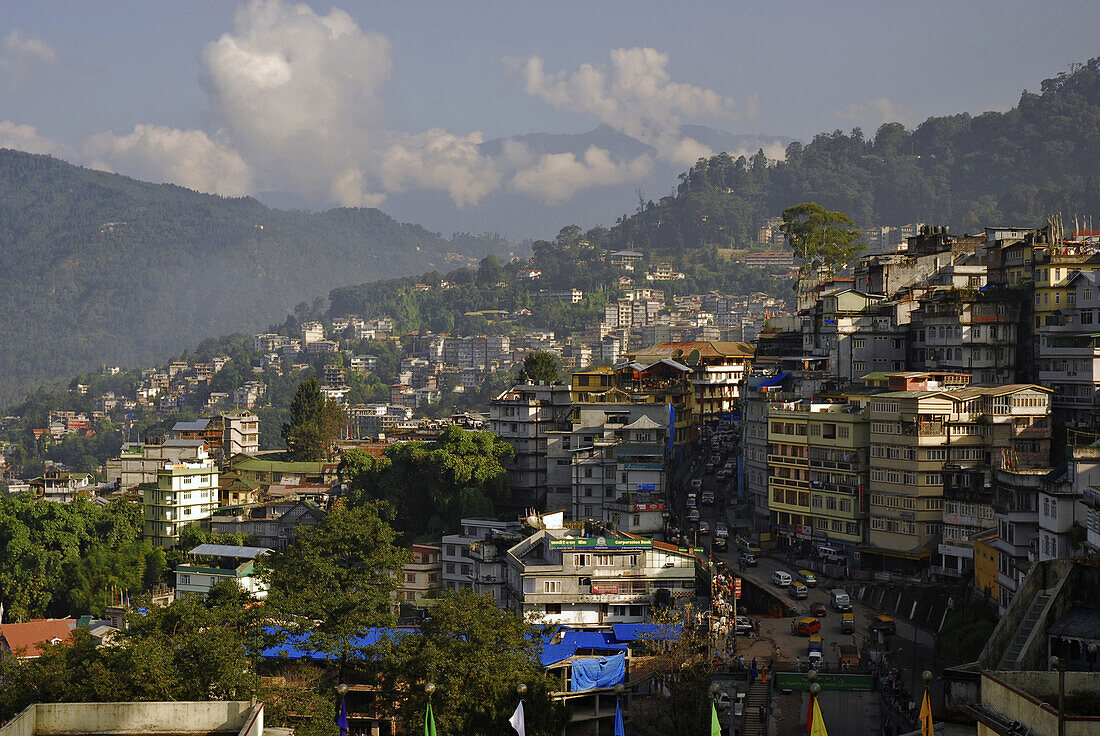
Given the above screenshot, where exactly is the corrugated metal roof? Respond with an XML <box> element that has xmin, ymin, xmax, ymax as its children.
<box><xmin>188</xmin><ymin>543</ymin><xmax>272</xmax><ymax>558</ymax></box>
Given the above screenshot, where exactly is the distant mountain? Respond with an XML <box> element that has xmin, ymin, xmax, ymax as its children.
<box><xmin>259</xmin><ymin>125</ymin><xmax>794</xmax><ymax>241</ymax></box>
<box><xmin>0</xmin><ymin>149</ymin><xmax>513</xmax><ymax>406</ymax></box>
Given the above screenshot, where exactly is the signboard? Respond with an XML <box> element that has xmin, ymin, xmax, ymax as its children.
<box><xmin>734</xmin><ymin>578</ymin><xmax>742</xmax><ymax>600</ymax></box>
<box><xmin>633</xmin><ymin>503</ymin><xmax>665</xmax><ymax>511</ymax></box>
<box><xmin>549</xmin><ymin>538</ymin><xmax>654</xmax><ymax>549</ymax></box>
<box><xmin>636</xmin><ymin>483</ymin><xmax>656</xmax><ymax>491</ymax></box>
<box><xmin>591</xmin><ymin>583</ymin><xmax>619</xmax><ymax>594</ymax></box>
<box><xmin>772</xmin><ymin>672</ymin><xmax>873</xmax><ymax>692</ymax></box>
<box><xmin>900</xmin><ymin>511</ymin><xmax>915</xmax><ymax>521</ymax></box>
<box><xmin>677</xmin><ymin>547</ymin><xmax>706</xmax><ymax>555</ymax></box>
<box><xmin>795</xmin><ymin>524</ymin><xmax>812</xmax><ymax>539</ymax></box>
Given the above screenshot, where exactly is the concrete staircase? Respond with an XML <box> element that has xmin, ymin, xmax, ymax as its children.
<box><xmin>739</xmin><ymin>678</ymin><xmax>771</xmax><ymax>736</ymax></box>
<box><xmin>997</xmin><ymin>590</ymin><xmax>1051</xmax><ymax>669</ymax></box>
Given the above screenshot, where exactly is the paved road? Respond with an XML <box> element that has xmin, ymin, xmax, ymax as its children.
<box><xmin>679</xmin><ymin>434</ymin><xmax>942</xmax><ymax>717</ymax></box>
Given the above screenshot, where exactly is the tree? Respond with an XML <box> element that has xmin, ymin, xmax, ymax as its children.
<box><xmin>347</xmin><ymin>426</ymin><xmax>514</xmax><ymax>543</ymax></box>
<box><xmin>379</xmin><ymin>591</ymin><xmax>566</xmax><ymax>735</ymax></box>
<box><xmin>517</xmin><ymin>351</ymin><xmax>560</xmax><ymax>384</ymax></box>
<box><xmin>261</xmin><ymin>501</ymin><xmax>409</xmax><ymax>664</ymax></box>
<box><xmin>281</xmin><ymin>378</ymin><xmax>344</xmax><ymax>461</ymax></box>
<box><xmin>632</xmin><ymin>605</ymin><xmax>712</xmax><ymax>736</ymax></box>
<box><xmin>779</xmin><ymin>202</ymin><xmax>864</xmax><ymax>277</ymax></box>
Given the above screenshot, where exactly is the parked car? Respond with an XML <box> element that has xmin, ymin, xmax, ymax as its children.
<box><xmin>691</xmin><ymin>478</ymin><xmax>703</xmax><ymax>489</ymax></box>
<box><xmin>714</xmin><ymin>521</ymin><xmax>729</xmax><ymax>538</ymax></box>
<box><xmin>738</xmin><ymin>553</ymin><xmax>757</xmax><ymax>567</ymax></box>
<box><xmin>871</xmin><ymin>615</ymin><xmax>897</xmax><ymax>635</ymax></box>
<box><xmin>791</xmin><ymin>617</ymin><xmax>822</xmax><ymax>636</ymax></box>
<box><xmin>772</xmin><ymin>570</ymin><xmax>792</xmax><ymax>587</ymax></box>
<box><xmin>789</xmin><ymin>582</ymin><xmax>808</xmax><ymax>599</ymax></box>
<box><xmin>701</xmin><ymin>490</ymin><xmax>715</xmax><ymax>504</ymax></box>
<box><xmin>687</xmin><ymin>508</ymin><xmax>700</xmax><ymax>522</ymax></box>
<box><xmin>698</xmin><ymin>520</ymin><xmax>710</xmax><ymax>536</ymax></box>
<box><xmin>811</xmin><ymin>601</ymin><xmax>827</xmax><ymax>617</ymax></box>
<box><xmin>797</xmin><ymin>569</ymin><xmax>818</xmax><ymax>587</ymax></box>
<box><xmin>715</xmin><ymin>469</ymin><xmax>730</xmax><ymax>480</ymax></box>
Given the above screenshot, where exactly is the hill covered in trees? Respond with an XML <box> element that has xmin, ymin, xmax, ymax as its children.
<box><xmin>0</xmin><ymin>150</ymin><xmax>512</xmax><ymax>405</ymax></box>
<box><xmin>589</xmin><ymin>58</ymin><xmax>1100</xmax><ymax>253</ymax></box>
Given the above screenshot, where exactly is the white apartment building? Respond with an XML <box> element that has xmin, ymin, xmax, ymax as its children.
<box><xmin>504</xmin><ymin>521</ymin><xmax>696</xmax><ymax>627</ymax></box>
<box><xmin>117</xmin><ymin>439</ymin><xmax>209</xmax><ymax>488</ymax></box>
<box><xmin>142</xmin><ymin>459</ymin><xmax>220</xmax><ymax>548</ymax></box>
<box><xmin>1038</xmin><ymin>271</ymin><xmax>1100</xmax><ymax>431</ymax></box>
<box><xmin>222</xmin><ymin>410</ymin><xmax>259</xmax><ymax>457</ymax></box>
<box><xmin>174</xmin><ymin>544</ymin><xmax>271</xmax><ymax>599</ymax></box>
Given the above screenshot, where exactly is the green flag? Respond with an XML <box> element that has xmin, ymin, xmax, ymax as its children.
<box><xmin>711</xmin><ymin>699</ymin><xmax>721</xmax><ymax>736</ymax></box>
<box><xmin>425</xmin><ymin>700</ymin><xmax>437</xmax><ymax>736</ymax></box>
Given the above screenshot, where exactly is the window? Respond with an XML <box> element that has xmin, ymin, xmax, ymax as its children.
<box><xmin>853</xmin><ymin>338</ymin><xmax>866</xmax><ymax>349</ymax></box>
<box><xmin>573</xmin><ymin>553</ymin><xmax>591</xmax><ymax>567</ymax></box>
<box><xmin>445</xmin><ymin>563</ymin><xmax>455</xmax><ymax>574</ymax></box>
<box><xmin>544</xmin><ymin>603</ymin><xmax>562</xmax><ymax>614</ymax></box>
<box><xmin>178</xmin><ymin>574</ymin><xmax>190</xmax><ymax>585</ymax></box>
<box><xmin>544</xmin><ymin>580</ymin><xmax>562</xmax><ymax>593</ymax></box>
<box><xmin>854</xmin><ymin>361</ymin><xmax>867</xmax><ymax>372</ymax></box>
<box><xmin>595</xmin><ymin>554</ymin><xmax>614</xmax><ymax>566</ymax></box>
<box><xmin>1084</xmin><ymin>287</ymin><xmax>1093</xmax><ymax>302</ymax></box>
<box><xmin>925</xmin><ymin>473</ymin><xmax>942</xmax><ymax>485</ymax></box>
<box><xmin>404</xmin><ymin>573</ymin><xmax>416</xmax><ymax>583</ymax></box>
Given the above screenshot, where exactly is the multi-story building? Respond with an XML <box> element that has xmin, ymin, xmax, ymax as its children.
<box><xmin>174</xmin><ymin>544</ymin><xmax>271</xmax><ymax>599</ymax></box>
<box><xmin>441</xmin><ymin>517</ymin><xmax>525</xmax><ymax>606</ymax></box>
<box><xmin>742</xmin><ymin>372</ymin><xmax>794</xmax><ymax>531</ymax></box>
<box><xmin>805</xmin><ymin>402</ymin><xmax>869</xmax><ymax>554</ymax></box>
<box><xmin>398</xmin><ymin>544</ymin><xmax>442</xmax><ymax>604</ymax></box>
<box><xmin>801</xmin><ymin>289</ymin><xmax>908</xmax><ymax>382</ymax></box>
<box><xmin>142</xmin><ymin>458</ymin><xmax>220</xmax><ymax>548</ymax></box>
<box><xmin>222</xmin><ymin>410</ymin><xmax>260</xmax><ymax>457</ymax></box>
<box><xmin>116</xmin><ymin>439</ymin><xmax>209</xmax><ymax>488</ymax></box>
<box><xmin>1038</xmin><ymin>270</ymin><xmax>1100</xmax><ymax>432</ymax></box>
<box><xmin>627</xmin><ymin>341</ymin><xmax>755</xmax><ymax>429</ymax></box>
<box><xmin>504</xmin><ymin>516</ymin><xmax>697</xmax><ymax>627</ymax></box>
<box><xmin>991</xmin><ymin>468</ymin><xmax>1049</xmax><ymax>613</ymax></box>
<box><xmin>489</xmin><ymin>383</ymin><xmax>573</xmax><ymax>512</ymax></box>
<box><xmin>910</xmin><ymin>287</ymin><xmax>1025</xmax><ymax>385</ymax></box>
<box><xmin>863</xmin><ymin>379</ymin><xmax>1051</xmax><ymax>574</ymax></box>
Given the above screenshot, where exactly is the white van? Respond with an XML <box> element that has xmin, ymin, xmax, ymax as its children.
<box><xmin>772</xmin><ymin>571</ymin><xmax>792</xmax><ymax>587</ymax></box>
<box><xmin>817</xmin><ymin>545</ymin><xmax>844</xmax><ymax>563</ymax></box>
<box><xmin>830</xmin><ymin>588</ymin><xmax>852</xmax><ymax>611</ymax></box>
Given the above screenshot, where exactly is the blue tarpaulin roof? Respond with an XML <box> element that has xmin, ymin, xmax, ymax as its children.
<box><xmin>755</xmin><ymin>371</ymin><xmax>791</xmax><ymax>388</ymax></box>
<box><xmin>570</xmin><ymin>652</ymin><xmax>626</xmax><ymax>691</ymax></box>
<box><xmin>541</xmin><ymin>643</ymin><xmax>579</xmax><ymax>666</ymax></box>
<box><xmin>260</xmin><ymin>627</ymin><xmax>412</xmax><ymax>660</ymax></box>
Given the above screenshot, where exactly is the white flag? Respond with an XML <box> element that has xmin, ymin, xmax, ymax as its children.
<box><xmin>509</xmin><ymin>701</ymin><xmax>526</xmax><ymax>736</ymax></box>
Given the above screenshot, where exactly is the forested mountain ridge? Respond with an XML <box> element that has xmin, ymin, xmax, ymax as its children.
<box><xmin>0</xmin><ymin>149</ymin><xmax>512</xmax><ymax>406</ymax></box>
<box><xmin>593</xmin><ymin>58</ymin><xmax>1100</xmax><ymax>253</ymax></box>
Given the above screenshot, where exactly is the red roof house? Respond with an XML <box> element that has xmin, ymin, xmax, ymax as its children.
<box><xmin>0</xmin><ymin>618</ymin><xmax>76</xmax><ymax>659</ymax></box>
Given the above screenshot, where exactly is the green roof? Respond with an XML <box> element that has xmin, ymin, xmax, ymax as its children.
<box><xmin>233</xmin><ymin>457</ymin><xmax>325</xmax><ymax>473</ymax></box>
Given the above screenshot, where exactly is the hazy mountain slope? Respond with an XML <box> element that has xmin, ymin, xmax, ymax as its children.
<box><xmin>0</xmin><ymin>150</ymin><xmax>512</xmax><ymax>405</ymax></box>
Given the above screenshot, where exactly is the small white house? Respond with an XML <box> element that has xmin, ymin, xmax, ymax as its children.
<box><xmin>174</xmin><ymin>544</ymin><xmax>272</xmax><ymax>599</ymax></box>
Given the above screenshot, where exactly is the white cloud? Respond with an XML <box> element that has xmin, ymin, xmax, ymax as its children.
<box><xmin>0</xmin><ymin>121</ymin><xmax>61</xmax><ymax>155</ymax></box>
<box><xmin>198</xmin><ymin>0</ymin><xmax>499</xmax><ymax>207</ymax></box>
<box><xmin>836</xmin><ymin>97</ymin><xmax>912</xmax><ymax>128</ymax></box>
<box><xmin>0</xmin><ymin>30</ymin><xmax>59</xmax><ymax>86</ymax></box>
<box><xmin>81</xmin><ymin>124</ymin><xmax>252</xmax><ymax>197</ymax></box>
<box><xmin>511</xmin><ymin>145</ymin><xmax>652</xmax><ymax>204</ymax></box>
<box><xmin>505</xmin><ymin>47</ymin><xmax>750</xmax><ymax>165</ymax></box>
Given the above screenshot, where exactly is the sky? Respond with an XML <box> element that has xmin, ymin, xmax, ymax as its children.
<box><xmin>2</xmin><ymin>0</ymin><xmax>1098</xmax><ymax>215</ymax></box>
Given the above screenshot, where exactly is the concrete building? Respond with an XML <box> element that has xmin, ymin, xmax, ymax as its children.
<box><xmin>174</xmin><ymin>544</ymin><xmax>271</xmax><ymax>599</ymax></box>
<box><xmin>398</xmin><ymin>544</ymin><xmax>441</xmax><ymax>604</ymax></box>
<box><xmin>142</xmin><ymin>459</ymin><xmax>219</xmax><ymax>548</ymax></box>
<box><xmin>441</xmin><ymin>517</ymin><xmax>525</xmax><ymax>605</ymax></box>
<box><xmin>221</xmin><ymin>410</ymin><xmax>260</xmax><ymax>457</ymax></box>
<box><xmin>489</xmin><ymin>383</ymin><xmax>573</xmax><ymax>511</ymax></box>
<box><xmin>0</xmin><ymin>701</ymin><xmax>264</xmax><ymax>736</ymax></box>
<box><xmin>504</xmin><ymin>517</ymin><xmax>696</xmax><ymax>627</ymax></box>
<box><xmin>1038</xmin><ymin>271</ymin><xmax>1100</xmax><ymax>432</ymax></box>
<box><xmin>117</xmin><ymin>439</ymin><xmax>209</xmax><ymax>488</ymax></box>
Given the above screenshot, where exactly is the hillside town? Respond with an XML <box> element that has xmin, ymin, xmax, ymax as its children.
<box><xmin>3</xmin><ymin>219</ymin><xmax>1100</xmax><ymax>736</ymax></box>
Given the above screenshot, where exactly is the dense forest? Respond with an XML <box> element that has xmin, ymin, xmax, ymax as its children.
<box><xmin>0</xmin><ymin>151</ymin><xmax>512</xmax><ymax>405</ymax></box>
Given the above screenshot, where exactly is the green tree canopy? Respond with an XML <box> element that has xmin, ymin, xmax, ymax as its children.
<box><xmin>379</xmin><ymin>591</ymin><xmax>566</xmax><ymax>735</ymax></box>
<box><xmin>779</xmin><ymin>202</ymin><xmax>864</xmax><ymax>277</ymax></box>
<box><xmin>518</xmin><ymin>351</ymin><xmax>560</xmax><ymax>383</ymax></box>
<box><xmin>346</xmin><ymin>426</ymin><xmax>514</xmax><ymax>543</ymax></box>
<box><xmin>281</xmin><ymin>377</ymin><xmax>344</xmax><ymax>461</ymax></box>
<box><xmin>260</xmin><ymin>500</ymin><xmax>409</xmax><ymax>664</ymax></box>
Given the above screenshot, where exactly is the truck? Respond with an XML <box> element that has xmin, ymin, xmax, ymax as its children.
<box><xmin>837</xmin><ymin>644</ymin><xmax>860</xmax><ymax>668</ymax></box>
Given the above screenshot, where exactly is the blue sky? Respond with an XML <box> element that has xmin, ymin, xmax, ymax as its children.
<box><xmin>2</xmin><ymin>0</ymin><xmax>1098</xmax><ymax>212</ymax></box>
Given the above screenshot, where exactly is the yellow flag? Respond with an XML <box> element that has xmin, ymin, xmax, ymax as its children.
<box><xmin>808</xmin><ymin>698</ymin><xmax>828</xmax><ymax>736</ymax></box>
<box><xmin>920</xmin><ymin>690</ymin><xmax>933</xmax><ymax>736</ymax></box>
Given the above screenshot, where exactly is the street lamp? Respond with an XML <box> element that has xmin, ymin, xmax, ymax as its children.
<box><xmin>517</xmin><ymin>683</ymin><xmax>527</xmax><ymax>696</ymax></box>
<box><xmin>424</xmin><ymin>682</ymin><xmax>436</xmax><ymax>696</ymax></box>
<box><xmin>1049</xmin><ymin>656</ymin><xmax>1065</xmax><ymax>736</ymax></box>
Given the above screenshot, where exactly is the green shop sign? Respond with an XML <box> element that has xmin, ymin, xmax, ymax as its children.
<box><xmin>772</xmin><ymin>672</ymin><xmax>873</xmax><ymax>692</ymax></box>
<box><xmin>549</xmin><ymin>537</ymin><xmax>654</xmax><ymax>549</ymax></box>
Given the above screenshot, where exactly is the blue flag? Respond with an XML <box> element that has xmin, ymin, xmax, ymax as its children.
<box><xmin>614</xmin><ymin>700</ymin><xmax>625</xmax><ymax>736</ymax></box>
<box><xmin>336</xmin><ymin>697</ymin><xmax>348</xmax><ymax>736</ymax></box>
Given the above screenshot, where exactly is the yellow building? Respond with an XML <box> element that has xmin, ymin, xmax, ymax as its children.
<box><xmin>767</xmin><ymin>405</ymin><xmax>811</xmax><ymax>544</ymax></box>
<box><xmin>972</xmin><ymin>528</ymin><xmax>1000</xmax><ymax>603</ymax></box>
<box><xmin>806</xmin><ymin>404</ymin><xmax>869</xmax><ymax>551</ymax></box>
<box><xmin>571</xmin><ymin>362</ymin><xmax>696</xmax><ymax>449</ymax></box>
<box><xmin>1031</xmin><ymin>241</ymin><xmax>1100</xmax><ymax>330</ymax></box>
